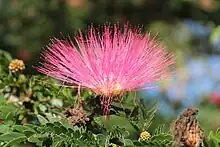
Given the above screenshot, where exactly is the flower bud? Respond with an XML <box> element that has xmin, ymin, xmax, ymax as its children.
<box><xmin>8</xmin><ymin>59</ymin><xmax>25</xmax><ymax>73</ymax></box>
<box><xmin>139</xmin><ymin>131</ymin><xmax>151</xmax><ymax>141</ymax></box>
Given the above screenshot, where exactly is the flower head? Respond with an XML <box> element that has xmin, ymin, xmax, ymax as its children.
<box><xmin>36</xmin><ymin>24</ymin><xmax>175</xmax><ymax>114</ymax></box>
<box><xmin>9</xmin><ymin>59</ymin><xmax>25</xmax><ymax>73</ymax></box>
<box><xmin>139</xmin><ymin>131</ymin><xmax>151</xmax><ymax>141</ymax></box>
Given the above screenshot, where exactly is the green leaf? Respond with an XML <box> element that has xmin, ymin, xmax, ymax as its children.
<box><xmin>123</xmin><ymin>139</ymin><xmax>134</xmax><ymax>146</ymax></box>
<box><xmin>129</xmin><ymin>122</ymin><xmax>141</xmax><ymax>132</ymax></box>
<box><xmin>3</xmin><ymin>120</ymin><xmax>14</xmax><ymax>125</ymax></box>
<box><xmin>37</xmin><ymin>114</ymin><xmax>48</xmax><ymax>125</ymax></box>
<box><xmin>60</xmin><ymin>120</ymin><xmax>74</xmax><ymax>130</ymax></box>
<box><xmin>96</xmin><ymin>134</ymin><xmax>107</xmax><ymax>146</ymax></box>
<box><xmin>0</xmin><ymin>125</ymin><xmax>10</xmax><ymax>134</ymax></box>
<box><xmin>45</xmin><ymin>113</ymin><xmax>60</xmax><ymax>123</ymax></box>
<box><xmin>0</xmin><ymin>132</ymin><xmax>25</xmax><ymax>141</ymax></box>
<box><xmin>12</xmin><ymin>125</ymin><xmax>36</xmax><ymax>133</ymax></box>
<box><xmin>27</xmin><ymin>134</ymin><xmax>44</xmax><ymax>146</ymax></box>
<box><xmin>208</xmin><ymin>131</ymin><xmax>215</xmax><ymax>140</ymax></box>
<box><xmin>52</xmin><ymin>135</ymin><xmax>67</xmax><ymax>147</ymax></box>
<box><xmin>12</xmin><ymin>125</ymin><xmax>25</xmax><ymax>132</ymax></box>
<box><xmin>0</xmin><ymin>103</ymin><xmax>18</xmax><ymax>120</ymax></box>
<box><xmin>3</xmin><ymin>136</ymin><xmax>27</xmax><ymax>147</ymax></box>
<box><xmin>39</xmin><ymin>104</ymin><xmax>47</xmax><ymax>112</ymax></box>
<box><xmin>24</xmin><ymin>124</ymin><xmax>37</xmax><ymax>129</ymax></box>
<box><xmin>28</xmin><ymin>134</ymin><xmax>41</xmax><ymax>143</ymax></box>
<box><xmin>127</xmin><ymin>100</ymin><xmax>158</xmax><ymax>132</ymax></box>
<box><xmin>142</xmin><ymin>102</ymin><xmax>158</xmax><ymax>131</ymax></box>
<box><xmin>153</xmin><ymin>124</ymin><xmax>165</xmax><ymax>135</ymax></box>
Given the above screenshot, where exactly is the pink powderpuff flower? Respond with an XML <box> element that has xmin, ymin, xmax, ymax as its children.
<box><xmin>36</xmin><ymin>24</ymin><xmax>175</xmax><ymax>115</ymax></box>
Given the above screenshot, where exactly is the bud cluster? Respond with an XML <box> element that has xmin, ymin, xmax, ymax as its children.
<box><xmin>8</xmin><ymin>59</ymin><xmax>25</xmax><ymax>73</ymax></box>
<box><xmin>139</xmin><ymin>131</ymin><xmax>151</xmax><ymax>141</ymax></box>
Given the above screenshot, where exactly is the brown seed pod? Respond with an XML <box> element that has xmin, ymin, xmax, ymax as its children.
<box><xmin>64</xmin><ymin>106</ymin><xmax>89</xmax><ymax>125</ymax></box>
<box><xmin>170</xmin><ymin>108</ymin><xmax>205</xmax><ymax>147</ymax></box>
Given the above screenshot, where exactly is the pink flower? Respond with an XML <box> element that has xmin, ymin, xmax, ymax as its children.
<box><xmin>36</xmin><ymin>24</ymin><xmax>175</xmax><ymax>114</ymax></box>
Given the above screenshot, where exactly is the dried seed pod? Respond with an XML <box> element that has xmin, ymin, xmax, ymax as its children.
<box><xmin>8</xmin><ymin>59</ymin><xmax>25</xmax><ymax>73</ymax></box>
<box><xmin>170</xmin><ymin>108</ymin><xmax>205</xmax><ymax>147</ymax></box>
<box><xmin>64</xmin><ymin>107</ymin><xmax>89</xmax><ymax>125</ymax></box>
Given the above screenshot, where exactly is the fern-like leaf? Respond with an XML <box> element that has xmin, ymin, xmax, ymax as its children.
<box><xmin>127</xmin><ymin>99</ymin><xmax>158</xmax><ymax>132</ymax></box>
